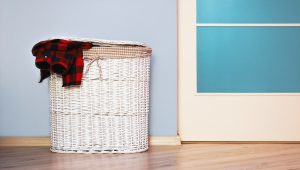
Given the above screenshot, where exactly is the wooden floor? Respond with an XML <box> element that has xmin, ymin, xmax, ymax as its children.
<box><xmin>1</xmin><ymin>144</ymin><xmax>300</xmax><ymax>170</ymax></box>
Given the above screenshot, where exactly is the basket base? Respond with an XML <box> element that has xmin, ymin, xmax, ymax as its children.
<box><xmin>50</xmin><ymin>147</ymin><xmax>149</xmax><ymax>154</ymax></box>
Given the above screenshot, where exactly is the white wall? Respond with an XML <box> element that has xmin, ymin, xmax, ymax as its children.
<box><xmin>0</xmin><ymin>0</ymin><xmax>177</xmax><ymax>136</ymax></box>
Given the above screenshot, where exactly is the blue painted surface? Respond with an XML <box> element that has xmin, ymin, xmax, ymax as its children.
<box><xmin>197</xmin><ymin>0</ymin><xmax>300</xmax><ymax>23</ymax></box>
<box><xmin>0</xmin><ymin>0</ymin><xmax>177</xmax><ymax>136</ymax></box>
<box><xmin>197</xmin><ymin>27</ymin><xmax>300</xmax><ymax>93</ymax></box>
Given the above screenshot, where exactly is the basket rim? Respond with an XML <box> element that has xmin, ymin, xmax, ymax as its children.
<box><xmin>46</xmin><ymin>37</ymin><xmax>148</xmax><ymax>47</ymax></box>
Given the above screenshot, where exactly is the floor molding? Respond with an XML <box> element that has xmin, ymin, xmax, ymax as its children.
<box><xmin>0</xmin><ymin>136</ymin><xmax>181</xmax><ymax>147</ymax></box>
<box><xmin>182</xmin><ymin>141</ymin><xmax>300</xmax><ymax>144</ymax></box>
<box><xmin>149</xmin><ymin>136</ymin><xmax>181</xmax><ymax>146</ymax></box>
<box><xmin>0</xmin><ymin>137</ymin><xmax>50</xmax><ymax>147</ymax></box>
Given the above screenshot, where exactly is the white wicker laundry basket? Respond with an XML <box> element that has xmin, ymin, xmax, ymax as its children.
<box><xmin>49</xmin><ymin>38</ymin><xmax>151</xmax><ymax>153</ymax></box>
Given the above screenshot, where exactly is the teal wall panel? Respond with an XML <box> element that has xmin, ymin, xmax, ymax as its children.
<box><xmin>197</xmin><ymin>0</ymin><xmax>300</xmax><ymax>23</ymax></box>
<box><xmin>197</xmin><ymin>27</ymin><xmax>300</xmax><ymax>93</ymax></box>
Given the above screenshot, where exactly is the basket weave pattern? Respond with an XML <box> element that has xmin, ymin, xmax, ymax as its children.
<box><xmin>49</xmin><ymin>45</ymin><xmax>151</xmax><ymax>153</ymax></box>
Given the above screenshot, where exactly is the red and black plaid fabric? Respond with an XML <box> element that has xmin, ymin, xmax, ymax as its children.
<box><xmin>32</xmin><ymin>39</ymin><xmax>93</xmax><ymax>86</ymax></box>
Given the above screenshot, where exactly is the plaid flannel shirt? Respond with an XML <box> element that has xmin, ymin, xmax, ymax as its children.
<box><xmin>32</xmin><ymin>39</ymin><xmax>93</xmax><ymax>86</ymax></box>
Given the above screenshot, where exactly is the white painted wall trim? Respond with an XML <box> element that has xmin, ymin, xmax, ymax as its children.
<box><xmin>0</xmin><ymin>136</ymin><xmax>181</xmax><ymax>147</ymax></box>
<box><xmin>150</xmin><ymin>136</ymin><xmax>181</xmax><ymax>145</ymax></box>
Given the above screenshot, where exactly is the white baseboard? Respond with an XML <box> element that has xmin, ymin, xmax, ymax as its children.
<box><xmin>149</xmin><ymin>136</ymin><xmax>181</xmax><ymax>145</ymax></box>
<box><xmin>0</xmin><ymin>137</ymin><xmax>50</xmax><ymax>147</ymax></box>
<box><xmin>0</xmin><ymin>136</ymin><xmax>181</xmax><ymax>147</ymax></box>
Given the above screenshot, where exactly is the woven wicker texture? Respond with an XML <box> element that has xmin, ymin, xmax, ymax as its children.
<box><xmin>49</xmin><ymin>41</ymin><xmax>151</xmax><ymax>153</ymax></box>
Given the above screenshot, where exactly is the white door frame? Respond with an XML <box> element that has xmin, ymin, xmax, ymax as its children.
<box><xmin>178</xmin><ymin>0</ymin><xmax>300</xmax><ymax>141</ymax></box>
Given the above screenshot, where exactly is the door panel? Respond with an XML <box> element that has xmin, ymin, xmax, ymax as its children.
<box><xmin>197</xmin><ymin>27</ymin><xmax>300</xmax><ymax>93</ymax></box>
<box><xmin>197</xmin><ymin>0</ymin><xmax>300</xmax><ymax>23</ymax></box>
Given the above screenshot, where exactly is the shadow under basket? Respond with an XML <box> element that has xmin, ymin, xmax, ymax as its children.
<box><xmin>49</xmin><ymin>39</ymin><xmax>151</xmax><ymax>153</ymax></box>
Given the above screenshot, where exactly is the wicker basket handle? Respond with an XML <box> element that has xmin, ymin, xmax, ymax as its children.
<box><xmin>83</xmin><ymin>57</ymin><xmax>104</xmax><ymax>80</ymax></box>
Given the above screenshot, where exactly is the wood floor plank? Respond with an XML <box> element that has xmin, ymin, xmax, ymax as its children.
<box><xmin>1</xmin><ymin>144</ymin><xmax>300</xmax><ymax>170</ymax></box>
